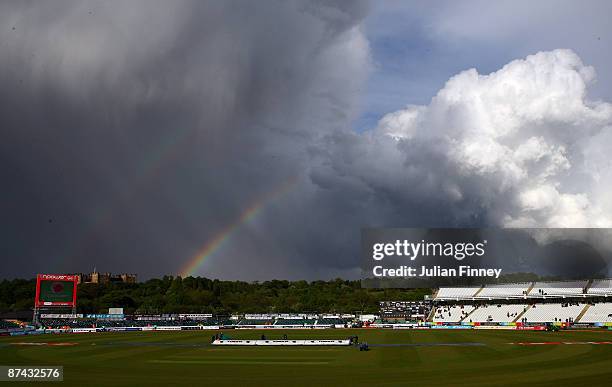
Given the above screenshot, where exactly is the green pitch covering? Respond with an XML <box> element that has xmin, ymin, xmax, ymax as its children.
<box><xmin>1</xmin><ymin>329</ymin><xmax>611</xmax><ymax>386</ymax></box>
<box><xmin>38</xmin><ymin>280</ymin><xmax>74</xmax><ymax>303</ymax></box>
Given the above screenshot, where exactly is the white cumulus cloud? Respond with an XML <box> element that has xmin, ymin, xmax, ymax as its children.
<box><xmin>312</xmin><ymin>49</ymin><xmax>612</xmax><ymax>230</ymax></box>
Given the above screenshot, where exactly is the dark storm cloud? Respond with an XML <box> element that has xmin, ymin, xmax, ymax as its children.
<box><xmin>0</xmin><ymin>0</ymin><xmax>370</xmax><ymax>279</ymax></box>
<box><xmin>2</xmin><ymin>1</ymin><xmax>612</xmax><ymax>281</ymax></box>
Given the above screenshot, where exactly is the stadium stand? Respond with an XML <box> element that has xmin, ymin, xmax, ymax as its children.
<box><xmin>432</xmin><ymin>305</ymin><xmax>475</xmax><ymax>322</ymax></box>
<box><xmin>476</xmin><ymin>283</ymin><xmax>531</xmax><ymax>299</ymax></box>
<box><xmin>188</xmin><ymin>318</ymin><xmax>224</xmax><ymax>326</ymax></box>
<box><xmin>37</xmin><ymin>317</ymin><xmax>224</xmax><ymax>328</ymax></box>
<box><xmin>129</xmin><ymin>320</ymin><xmax>184</xmax><ymax>326</ymax></box>
<box><xmin>95</xmin><ymin>320</ymin><xmax>131</xmax><ymax>327</ymax></box>
<box><xmin>520</xmin><ymin>303</ymin><xmax>585</xmax><ymax>323</ymax></box>
<box><xmin>435</xmin><ymin>287</ymin><xmax>482</xmax><ymax>300</ymax></box>
<box><xmin>433</xmin><ymin>279</ymin><xmax>612</xmax><ymax>300</ymax></box>
<box><xmin>466</xmin><ymin>304</ymin><xmax>528</xmax><ymax>323</ymax></box>
<box><xmin>430</xmin><ymin>280</ymin><xmax>612</xmax><ymax>323</ymax></box>
<box><xmin>40</xmin><ymin>318</ymin><xmax>97</xmax><ymax>328</ymax></box>
<box><xmin>430</xmin><ymin>302</ymin><xmax>612</xmax><ymax>324</ymax></box>
<box><xmin>531</xmin><ymin>280</ymin><xmax>589</xmax><ymax>297</ymax></box>
<box><xmin>237</xmin><ymin>319</ymin><xmax>274</xmax><ymax>325</ymax></box>
<box><xmin>579</xmin><ymin>303</ymin><xmax>612</xmax><ymax>323</ymax></box>
<box><xmin>273</xmin><ymin>318</ymin><xmax>316</xmax><ymax>326</ymax></box>
<box><xmin>588</xmin><ymin>279</ymin><xmax>612</xmax><ymax>295</ymax></box>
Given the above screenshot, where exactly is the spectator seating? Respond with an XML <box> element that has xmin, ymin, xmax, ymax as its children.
<box><xmin>273</xmin><ymin>319</ymin><xmax>316</xmax><ymax>326</ymax></box>
<box><xmin>435</xmin><ymin>287</ymin><xmax>481</xmax><ymax>300</ymax></box>
<box><xmin>476</xmin><ymin>283</ymin><xmax>531</xmax><ymax>299</ymax></box>
<box><xmin>588</xmin><ymin>279</ymin><xmax>612</xmax><ymax>296</ymax></box>
<box><xmin>466</xmin><ymin>304</ymin><xmax>528</xmax><ymax>323</ymax></box>
<box><xmin>434</xmin><ymin>279</ymin><xmax>612</xmax><ymax>300</ymax></box>
<box><xmin>531</xmin><ymin>281</ymin><xmax>588</xmax><ymax>296</ymax></box>
<box><xmin>40</xmin><ymin>318</ymin><xmax>97</xmax><ymax>328</ymax></box>
<box><xmin>520</xmin><ymin>303</ymin><xmax>585</xmax><ymax>323</ymax></box>
<box><xmin>579</xmin><ymin>303</ymin><xmax>612</xmax><ymax>323</ymax></box>
<box><xmin>39</xmin><ymin>318</ymin><xmax>225</xmax><ymax>328</ymax></box>
<box><xmin>432</xmin><ymin>305</ymin><xmax>475</xmax><ymax>322</ymax></box>
<box><xmin>237</xmin><ymin>319</ymin><xmax>274</xmax><ymax>325</ymax></box>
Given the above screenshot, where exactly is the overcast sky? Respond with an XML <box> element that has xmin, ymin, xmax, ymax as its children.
<box><xmin>2</xmin><ymin>0</ymin><xmax>612</xmax><ymax>280</ymax></box>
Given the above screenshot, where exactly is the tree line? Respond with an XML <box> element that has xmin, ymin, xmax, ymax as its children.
<box><xmin>0</xmin><ymin>277</ymin><xmax>429</xmax><ymax>315</ymax></box>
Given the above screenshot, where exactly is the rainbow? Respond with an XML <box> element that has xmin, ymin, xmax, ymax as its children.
<box><xmin>179</xmin><ymin>177</ymin><xmax>298</xmax><ymax>277</ymax></box>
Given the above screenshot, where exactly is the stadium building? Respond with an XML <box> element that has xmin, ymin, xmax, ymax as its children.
<box><xmin>2</xmin><ymin>277</ymin><xmax>611</xmax><ymax>334</ymax></box>
<box><xmin>430</xmin><ymin>279</ymin><xmax>612</xmax><ymax>324</ymax></box>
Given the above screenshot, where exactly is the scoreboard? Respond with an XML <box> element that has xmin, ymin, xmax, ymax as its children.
<box><xmin>34</xmin><ymin>274</ymin><xmax>78</xmax><ymax>307</ymax></box>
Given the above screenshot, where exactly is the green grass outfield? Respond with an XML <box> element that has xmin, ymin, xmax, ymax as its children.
<box><xmin>1</xmin><ymin>329</ymin><xmax>612</xmax><ymax>386</ymax></box>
